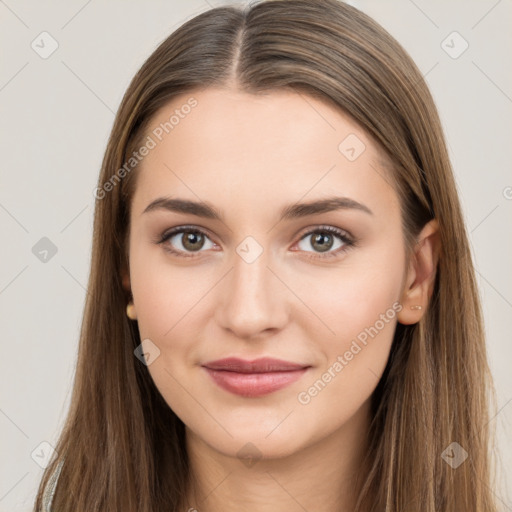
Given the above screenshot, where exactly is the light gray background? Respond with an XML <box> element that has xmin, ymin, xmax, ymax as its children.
<box><xmin>1</xmin><ymin>0</ymin><xmax>511</xmax><ymax>510</ymax></box>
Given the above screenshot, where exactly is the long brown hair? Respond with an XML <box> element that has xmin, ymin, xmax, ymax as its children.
<box><xmin>33</xmin><ymin>1</ymin><xmax>498</xmax><ymax>510</ymax></box>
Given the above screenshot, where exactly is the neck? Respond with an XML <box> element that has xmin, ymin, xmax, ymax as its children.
<box><xmin>182</xmin><ymin>400</ymin><xmax>371</xmax><ymax>512</ymax></box>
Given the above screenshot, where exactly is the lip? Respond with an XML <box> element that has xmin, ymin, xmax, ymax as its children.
<box><xmin>202</xmin><ymin>357</ymin><xmax>310</xmax><ymax>397</ymax></box>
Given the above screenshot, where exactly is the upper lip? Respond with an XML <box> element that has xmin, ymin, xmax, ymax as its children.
<box><xmin>202</xmin><ymin>357</ymin><xmax>309</xmax><ymax>373</ymax></box>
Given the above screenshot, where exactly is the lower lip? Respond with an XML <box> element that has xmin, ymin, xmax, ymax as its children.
<box><xmin>203</xmin><ymin>367</ymin><xmax>309</xmax><ymax>397</ymax></box>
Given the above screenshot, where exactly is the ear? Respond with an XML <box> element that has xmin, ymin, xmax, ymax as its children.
<box><xmin>397</xmin><ymin>218</ymin><xmax>441</xmax><ymax>325</ymax></box>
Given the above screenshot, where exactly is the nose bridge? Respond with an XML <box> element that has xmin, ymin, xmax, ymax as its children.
<box><xmin>217</xmin><ymin>234</ymin><xmax>287</xmax><ymax>337</ymax></box>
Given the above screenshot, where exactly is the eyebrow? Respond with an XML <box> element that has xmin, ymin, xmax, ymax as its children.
<box><xmin>142</xmin><ymin>195</ymin><xmax>373</xmax><ymax>220</ymax></box>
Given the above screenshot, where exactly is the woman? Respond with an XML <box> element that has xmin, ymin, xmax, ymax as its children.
<box><xmin>34</xmin><ymin>0</ymin><xmax>498</xmax><ymax>510</ymax></box>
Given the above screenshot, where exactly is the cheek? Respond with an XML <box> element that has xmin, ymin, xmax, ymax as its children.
<box><xmin>291</xmin><ymin>245</ymin><xmax>403</xmax><ymax>410</ymax></box>
<box><xmin>130</xmin><ymin>258</ymin><xmax>211</xmax><ymax>420</ymax></box>
<box><xmin>294</xmin><ymin>284</ymin><xmax>401</xmax><ymax>440</ymax></box>
<box><xmin>129</xmin><ymin>254</ymin><xmax>216</xmax><ymax>420</ymax></box>
<box><xmin>129</xmin><ymin>235</ymin><xmax>214</xmax><ymax>341</ymax></box>
<box><xmin>288</xmin><ymin>242</ymin><xmax>405</xmax><ymax>348</ymax></box>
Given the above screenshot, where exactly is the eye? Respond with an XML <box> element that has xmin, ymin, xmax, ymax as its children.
<box><xmin>293</xmin><ymin>225</ymin><xmax>355</xmax><ymax>259</ymax></box>
<box><xmin>157</xmin><ymin>225</ymin><xmax>217</xmax><ymax>258</ymax></box>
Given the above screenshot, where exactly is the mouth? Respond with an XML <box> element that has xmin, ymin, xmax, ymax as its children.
<box><xmin>201</xmin><ymin>357</ymin><xmax>311</xmax><ymax>397</ymax></box>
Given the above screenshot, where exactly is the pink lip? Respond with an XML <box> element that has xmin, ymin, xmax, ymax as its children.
<box><xmin>202</xmin><ymin>357</ymin><xmax>310</xmax><ymax>397</ymax></box>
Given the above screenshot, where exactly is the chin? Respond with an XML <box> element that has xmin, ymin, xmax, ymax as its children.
<box><xmin>186</xmin><ymin>418</ymin><xmax>315</xmax><ymax>462</ymax></box>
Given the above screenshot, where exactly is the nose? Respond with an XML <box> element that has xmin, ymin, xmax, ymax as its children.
<box><xmin>215</xmin><ymin>240</ymin><xmax>289</xmax><ymax>340</ymax></box>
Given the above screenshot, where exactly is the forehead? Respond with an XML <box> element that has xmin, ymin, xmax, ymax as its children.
<box><xmin>131</xmin><ymin>87</ymin><xmax>399</xmax><ymax>222</ymax></box>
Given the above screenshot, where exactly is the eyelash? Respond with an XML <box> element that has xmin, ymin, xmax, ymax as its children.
<box><xmin>155</xmin><ymin>224</ymin><xmax>356</xmax><ymax>260</ymax></box>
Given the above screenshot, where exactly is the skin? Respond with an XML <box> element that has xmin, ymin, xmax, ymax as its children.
<box><xmin>122</xmin><ymin>87</ymin><xmax>440</xmax><ymax>511</ymax></box>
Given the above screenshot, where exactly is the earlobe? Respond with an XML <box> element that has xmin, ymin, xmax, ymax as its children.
<box><xmin>126</xmin><ymin>302</ymin><xmax>137</xmax><ymax>320</ymax></box>
<box><xmin>397</xmin><ymin>219</ymin><xmax>441</xmax><ymax>325</ymax></box>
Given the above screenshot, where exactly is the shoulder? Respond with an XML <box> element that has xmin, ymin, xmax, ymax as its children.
<box><xmin>42</xmin><ymin>459</ymin><xmax>64</xmax><ymax>511</ymax></box>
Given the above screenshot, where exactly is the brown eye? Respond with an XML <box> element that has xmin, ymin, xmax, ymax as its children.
<box><xmin>158</xmin><ymin>226</ymin><xmax>215</xmax><ymax>257</ymax></box>
<box><xmin>295</xmin><ymin>226</ymin><xmax>355</xmax><ymax>259</ymax></box>
<box><xmin>181</xmin><ymin>231</ymin><xmax>206</xmax><ymax>251</ymax></box>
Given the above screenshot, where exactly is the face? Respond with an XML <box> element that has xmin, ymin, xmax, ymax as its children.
<box><xmin>126</xmin><ymin>87</ymin><xmax>409</xmax><ymax>460</ymax></box>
